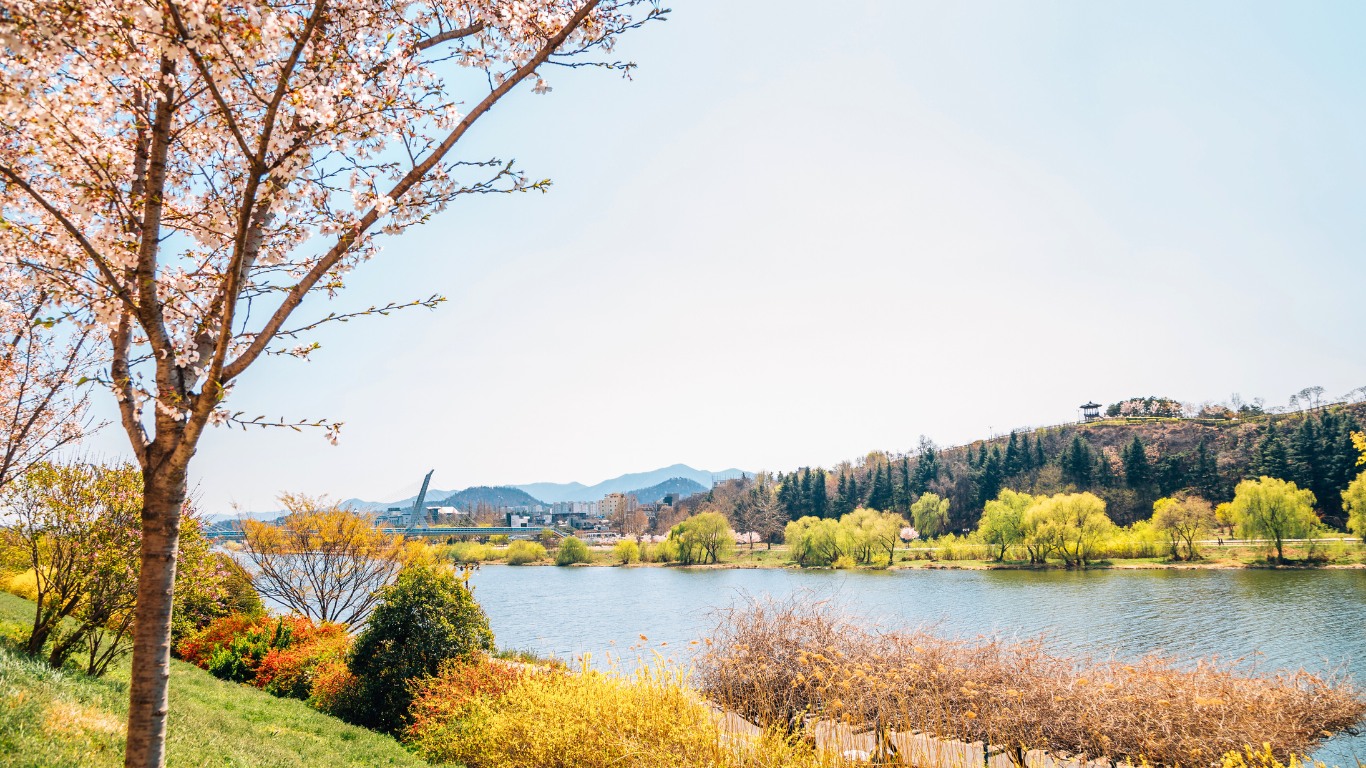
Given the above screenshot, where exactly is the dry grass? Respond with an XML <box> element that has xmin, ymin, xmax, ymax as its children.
<box><xmin>697</xmin><ymin>597</ymin><xmax>1365</xmax><ymax>767</ymax></box>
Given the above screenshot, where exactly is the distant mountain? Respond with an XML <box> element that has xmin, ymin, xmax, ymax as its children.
<box><xmin>339</xmin><ymin>489</ymin><xmax>458</xmax><ymax>513</ymax></box>
<box><xmin>514</xmin><ymin>464</ymin><xmax>748</xmax><ymax>503</ymax></box>
<box><xmin>626</xmin><ymin>476</ymin><xmax>708</xmax><ymax>504</ymax></box>
<box><xmin>435</xmin><ymin>486</ymin><xmax>544</xmax><ymax>509</ymax></box>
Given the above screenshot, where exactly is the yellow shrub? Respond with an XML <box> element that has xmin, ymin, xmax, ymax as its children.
<box><xmin>408</xmin><ymin>661</ymin><xmax>830</xmax><ymax>768</ymax></box>
<box><xmin>6</xmin><ymin>570</ymin><xmax>39</xmax><ymax>601</ymax></box>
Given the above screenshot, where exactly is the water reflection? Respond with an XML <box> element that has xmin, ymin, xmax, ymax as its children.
<box><xmin>468</xmin><ymin>566</ymin><xmax>1366</xmax><ymax>764</ymax></box>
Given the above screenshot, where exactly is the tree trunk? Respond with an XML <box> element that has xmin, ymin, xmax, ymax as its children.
<box><xmin>124</xmin><ymin>466</ymin><xmax>186</xmax><ymax>768</ymax></box>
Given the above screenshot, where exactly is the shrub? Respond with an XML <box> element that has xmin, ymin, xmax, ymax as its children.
<box><xmin>405</xmin><ymin>659</ymin><xmax>827</xmax><ymax>768</ymax></box>
<box><xmin>344</xmin><ymin>565</ymin><xmax>494</xmax><ymax>734</ymax></box>
<box><xmin>177</xmin><ymin>613</ymin><xmax>354</xmax><ymax>706</ymax></box>
<box><xmin>699</xmin><ymin>597</ymin><xmax>1366</xmax><ymax>768</ymax></box>
<box><xmin>405</xmin><ymin>656</ymin><xmax>524</xmax><ymax>748</ymax></box>
<box><xmin>612</xmin><ymin>539</ymin><xmax>640</xmax><ymax>565</ymax></box>
<box><xmin>505</xmin><ymin>540</ymin><xmax>546</xmax><ymax>565</ymax></box>
<box><xmin>831</xmin><ymin>555</ymin><xmax>855</xmax><ymax>570</ymax></box>
<box><xmin>447</xmin><ymin>541</ymin><xmax>496</xmax><ymax>564</ymax></box>
<box><xmin>5</xmin><ymin>570</ymin><xmax>39</xmax><ymax>601</ymax></box>
<box><xmin>555</xmin><ymin>536</ymin><xmax>591</xmax><ymax>566</ymax></box>
<box><xmin>175</xmin><ymin>613</ymin><xmax>261</xmax><ymax>667</ymax></box>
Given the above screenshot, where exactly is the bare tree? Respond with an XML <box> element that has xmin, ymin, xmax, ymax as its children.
<box><xmin>240</xmin><ymin>495</ymin><xmax>405</xmax><ymax>626</ymax></box>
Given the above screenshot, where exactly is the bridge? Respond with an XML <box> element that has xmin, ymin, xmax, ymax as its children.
<box><xmin>209</xmin><ymin>470</ymin><xmax>573</xmax><ymax>542</ymax></box>
<box><xmin>209</xmin><ymin>525</ymin><xmax>567</xmax><ymax>542</ymax></box>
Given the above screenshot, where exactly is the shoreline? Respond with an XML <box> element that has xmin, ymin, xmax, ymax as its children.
<box><xmin>471</xmin><ymin>556</ymin><xmax>1366</xmax><ymax>572</ymax></box>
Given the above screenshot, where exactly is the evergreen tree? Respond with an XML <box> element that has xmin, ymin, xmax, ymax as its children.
<box><xmin>894</xmin><ymin>458</ymin><xmax>911</xmax><ymax>511</ymax></box>
<box><xmin>1193</xmin><ymin>439</ymin><xmax>1219</xmax><ymax>499</ymax></box>
<box><xmin>810</xmin><ymin>468</ymin><xmax>829</xmax><ymax>519</ymax></box>
<box><xmin>797</xmin><ymin>469</ymin><xmax>812</xmax><ymax>519</ymax></box>
<box><xmin>833</xmin><ymin>473</ymin><xmax>849</xmax><ymax>518</ymax></box>
<box><xmin>1004</xmin><ymin>432</ymin><xmax>1022</xmax><ymax>476</ymax></box>
<box><xmin>1288</xmin><ymin>418</ymin><xmax>1321</xmax><ymax>502</ymax></box>
<box><xmin>1019</xmin><ymin>433</ymin><xmax>1034</xmax><ymax>471</ymax></box>
<box><xmin>1034</xmin><ymin>438</ymin><xmax>1047</xmax><ymax>470</ymax></box>
<box><xmin>1123</xmin><ymin>436</ymin><xmax>1154</xmax><ymax>491</ymax></box>
<box><xmin>1156</xmin><ymin>453</ymin><xmax>1189</xmax><ymax>497</ymax></box>
<box><xmin>867</xmin><ymin>461</ymin><xmax>894</xmax><ymax>511</ymax></box>
<box><xmin>1257</xmin><ymin>423</ymin><xmax>1291</xmax><ymax>480</ymax></box>
<box><xmin>848</xmin><ymin>472</ymin><xmax>861</xmax><ymax>509</ymax></box>
<box><xmin>1062</xmin><ymin>435</ymin><xmax>1094</xmax><ymax>488</ymax></box>
<box><xmin>912</xmin><ymin>447</ymin><xmax>940</xmax><ymax>496</ymax></box>
<box><xmin>977</xmin><ymin>446</ymin><xmax>1005</xmax><ymax>506</ymax></box>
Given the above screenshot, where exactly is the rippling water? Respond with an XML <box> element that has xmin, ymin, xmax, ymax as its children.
<box><xmin>468</xmin><ymin>565</ymin><xmax>1366</xmax><ymax>764</ymax></box>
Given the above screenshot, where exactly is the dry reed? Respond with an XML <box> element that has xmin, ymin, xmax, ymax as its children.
<box><xmin>697</xmin><ymin>597</ymin><xmax>1365</xmax><ymax>767</ymax></box>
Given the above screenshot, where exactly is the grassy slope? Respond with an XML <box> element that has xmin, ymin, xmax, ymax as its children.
<box><xmin>0</xmin><ymin>592</ymin><xmax>427</xmax><ymax>768</ymax></box>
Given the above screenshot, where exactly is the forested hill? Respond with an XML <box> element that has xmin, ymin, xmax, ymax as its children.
<box><xmin>627</xmin><ymin>477</ymin><xmax>708</xmax><ymax>504</ymax></box>
<box><xmin>435</xmin><ymin>486</ymin><xmax>544</xmax><ymax>509</ymax></box>
<box><xmin>728</xmin><ymin>399</ymin><xmax>1365</xmax><ymax>532</ymax></box>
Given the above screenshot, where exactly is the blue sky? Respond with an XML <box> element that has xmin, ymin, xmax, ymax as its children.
<box><xmin>86</xmin><ymin>1</ymin><xmax>1366</xmax><ymax>511</ymax></box>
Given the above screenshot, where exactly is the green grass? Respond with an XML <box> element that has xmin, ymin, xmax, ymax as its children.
<box><xmin>0</xmin><ymin>592</ymin><xmax>428</xmax><ymax>768</ymax></box>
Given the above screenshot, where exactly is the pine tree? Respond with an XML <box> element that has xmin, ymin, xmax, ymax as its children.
<box><xmin>867</xmin><ymin>461</ymin><xmax>894</xmax><ymax>511</ymax></box>
<box><xmin>1004</xmin><ymin>432</ymin><xmax>1022</xmax><ymax>476</ymax></box>
<box><xmin>810</xmin><ymin>468</ymin><xmax>829</xmax><ymax>519</ymax></box>
<box><xmin>797</xmin><ymin>469</ymin><xmax>812</xmax><ymax>519</ymax></box>
<box><xmin>1288</xmin><ymin>417</ymin><xmax>1321</xmax><ymax>500</ymax></box>
<box><xmin>848</xmin><ymin>473</ymin><xmax>861</xmax><ymax>510</ymax></box>
<box><xmin>895</xmin><ymin>458</ymin><xmax>911</xmax><ymax>511</ymax></box>
<box><xmin>1194</xmin><ymin>439</ymin><xmax>1220</xmax><ymax>499</ymax></box>
<box><xmin>912</xmin><ymin>447</ymin><xmax>939</xmax><ymax>496</ymax></box>
<box><xmin>1257</xmin><ymin>423</ymin><xmax>1291</xmax><ymax>480</ymax></box>
<box><xmin>1019</xmin><ymin>433</ymin><xmax>1035</xmax><ymax>472</ymax></box>
<box><xmin>834</xmin><ymin>473</ymin><xmax>849</xmax><ymax>518</ymax></box>
<box><xmin>978</xmin><ymin>446</ymin><xmax>1005</xmax><ymax>506</ymax></box>
<box><xmin>1062</xmin><ymin>435</ymin><xmax>1094</xmax><ymax>488</ymax></box>
<box><xmin>1123</xmin><ymin>436</ymin><xmax>1154</xmax><ymax>491</ymax></box>
<box><xmin>1034</xmin><ymin>439</ymin><xmax>1047</xmax><ymax>470</ymax></box>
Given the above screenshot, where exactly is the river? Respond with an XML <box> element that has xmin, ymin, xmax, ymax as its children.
<box><xmin>467</xmin><ymin>565</ymin><xmax>1366</xmax><ymax>764</ymax></box>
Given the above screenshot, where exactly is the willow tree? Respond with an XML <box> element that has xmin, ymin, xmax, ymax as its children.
<box><xmin>0</xmin><ymin>1</ymin><xmax>664</xmax><ymax>764</ymax></box>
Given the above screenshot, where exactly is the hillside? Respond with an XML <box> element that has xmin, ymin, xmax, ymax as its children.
<box><xmin>627</xmin><ymin>476</ymin><xmax>708</xmax><ymax>504</ymax></box>
<box><xmin>435</xmin><ymin>485</ymin><xmax>544</xmax><ymax>509</ymax></box>
<box><xmin>727</xmin><ymin>400</ymin><xmax>1365</xmax><ymax>532</ymax></box>
<box><xmin>0</xmin><ymin>592</ymin><xmax>425</xmax><ymax>768</ymax></box>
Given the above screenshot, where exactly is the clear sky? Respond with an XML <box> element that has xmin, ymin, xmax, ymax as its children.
<box><xmin>84</xmin><ymin>0</ymin><xmax>1366</xmax><ymax>512</ymax></box>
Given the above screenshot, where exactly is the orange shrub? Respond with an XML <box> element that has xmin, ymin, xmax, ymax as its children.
<box><xmin>174</xmin><ymin>611</ymin><xmax>355</xmax><ymax>704</ymax></box>
<box><xmin>175</xmin><ymin>613</ymin><xmax>259</xmax><ymax>667</ymax></box>
<box><xmin>405</xmin><ymin>656</ymin><xmax>524</xmax><ymax>745</ymax></box>
<box><xmin>254</xmin><ymin>618</ymin><xmax>351</xmax><ymax>700</ymax></box>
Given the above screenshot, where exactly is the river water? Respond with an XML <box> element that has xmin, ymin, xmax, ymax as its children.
<box><xmin>467</xmin><ymin>565</ymin><xmax>1366</xmax><ymax>764</ymax></box>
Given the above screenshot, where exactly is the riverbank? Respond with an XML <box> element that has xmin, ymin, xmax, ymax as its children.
<box><xmin>442</xmin><ymin>542</ymin><xmax>1366</xmax><ymax>572</ymax></box>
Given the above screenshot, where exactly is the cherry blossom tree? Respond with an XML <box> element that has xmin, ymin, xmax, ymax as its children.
<box><xmin>0</xmin><ymin>1</ymin><xmax>665</xmax><ymax>764</ymax></box>
<box><xmin>0</xmin><ymin>275</ymin><xmax>95</xmax><ymax>493</ymax></box>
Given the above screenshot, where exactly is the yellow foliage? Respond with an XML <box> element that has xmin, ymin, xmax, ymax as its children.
<box><xmin>1353</xmin><ymin>431</ymin><xmax>1366</xmax><ymax>465</ymax></box>
<box><xmin>6</xmin><ymin>569</ymin><xmax>39</xmax><ymax>601</ymax></box>
<box><xmin>408</xmin><ymin>661</ymin><xmax>831</xmax><ymax>768</ymax></box>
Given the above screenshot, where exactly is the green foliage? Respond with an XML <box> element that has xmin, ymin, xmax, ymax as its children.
<box><xmin>1020</xmin><ymin>492</ymin><xmax>1113</xmax><ymax>566</ymax></box>
<box><xmin>1345</xmin><ymin>471</ymin><xmax>1366</xmax><ymax>537</ymax></box>
<box><xmin>665</xmin><ymin>513</ymin><xmax>734</xmax><ymax>565</ymax></box>
<box><xmin>612</xmin><ymin>539</ymin><xmax>640</xmax><ymax>565</ymax></box>
<box><xmin>344</xmin><ymin>565</ymin><xmax>494</xmax><ymax>734</ymax></box>
<box><xmin>555</xmin><ymin>536</ymin><xmax>592</xmax><ymax>566</ymax></box>
<box><xmin>504</xmin><ymin>540</ymin><xmax>546</xmax><ymax>565</ymax></box>
<box><xmin>1230</xmin><ymin>477</ymin><xmax>1319</xmax><ymax>562</ymax></box>
<box><xmin>910</xmin><ymin>492</ymin><xmax>950</xmax><ymax>538</ymax></box>
<box><xmin>785</xmin><ymin>508</ymin><xmax>906</xmax><ymax>567</ymax></box>
<box><xmin>977</xmin><ymin>489</ymin><xmax>1033</xmax><ymax>560</ymax></box>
